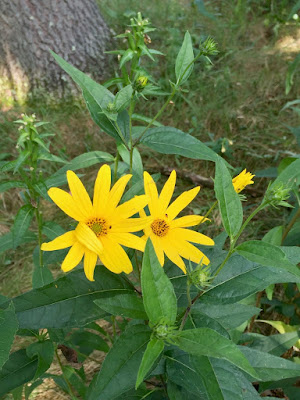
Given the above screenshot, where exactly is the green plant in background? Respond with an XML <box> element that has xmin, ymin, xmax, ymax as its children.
<box><xmin>1</xmin><ymin>12</ymin><xmax>300</xmax><ymax>400</ymax></box>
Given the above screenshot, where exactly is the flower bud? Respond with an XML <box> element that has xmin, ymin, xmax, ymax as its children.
<box><xmin>264</xmin><ymin>182</ymin><xmax>292</xmax><ymax>208</ymax></box>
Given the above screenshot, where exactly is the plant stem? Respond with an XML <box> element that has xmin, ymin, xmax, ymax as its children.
<box><xmin>281</xmin><ymin>207</ymin><xmax>300</xmax><ymax>244</ymax></box>
<box><xmin>198</xmin><ymin>200</ymin><xmax>218</xmax><ymax>225</ymax></box>
<box><xmin>134</xmin><ymin>87</ymin><xmax>177</xmax><ymax>146</ymax></box>
<box><xmin>55</xmin><ymin>348</ymin><xmax>78</xmax><ymax>400</ymax></box>
<box><xmin>179</xmin><ymin>291</ymin><xmax>202</xmax><ymax>331</ymax></box>
<box><xmin>113</xmin><ymin>151</ymin><xmax>120</xmax><ymax>184</ymax></box>
<box><xmin>35</xmin><ymin>201</ymin><xmax>44</xmax><ymax>268</ymax></box>
<box><xmin>128</xmin><ymin>99</ymin><xmax>136</xmax><ymax>174</ymax></box>
<box><xmin>114</xmin><ymin>121</ymin><xmax>129</xmax><ymax>150</ymax></box>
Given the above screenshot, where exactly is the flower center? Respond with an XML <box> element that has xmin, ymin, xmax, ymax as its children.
<box><xmin>151</xmin><ymin>219</ymin><xmax>169</xmax><ymax>237</ymax></box>
<box><xmin>86</xmin><ymin>217</ymin><xmax>109</xmax><ymax>237</ymax></box>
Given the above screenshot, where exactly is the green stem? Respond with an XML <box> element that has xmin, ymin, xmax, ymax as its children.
<box><xmin>198</xmin><ymin>200</ymin><xmax>218</xmax><ymax>225</ymax></box>
<box><xmin>113</xmin><ymin>152</ymin><xmax>120</xmax><ymax>184</ymax></box>
<box><xmin>114</xmin><ymin>121</ymin><xmax>129</xmax><ymax>150</ymax></box>
<box><xmin>134</xmin><ymin>50</ymin><xmax>205</xmax><ymax>146</ymax></box>
<box><xmin>35</xmin><ymin>201</ymin><xmax>44</xmax><ymax>268</ymax></box>
<box><xmin>128</xmin><ymin>99</ymin><xmax>136</xmax><ymax>174</ymax></box>
<box><xmin>214</xmin><ymin>202</ymin><xmax>268</xmax><ymax>276</ymax></box>
<box><xmin>55</xmin><ymin>348</ymin><xmax>78</xmax><ymax>400</ymax></box>
<box><xmin>134</xmin><ymin>87</ymin><xmax>177</xmax><ymax>146</ymax></box>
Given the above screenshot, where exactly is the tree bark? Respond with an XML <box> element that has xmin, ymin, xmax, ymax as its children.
<box><xmin>0</xmin><ymin>0</ymin><xmax>111</xmax><ymax>103</ymax></box>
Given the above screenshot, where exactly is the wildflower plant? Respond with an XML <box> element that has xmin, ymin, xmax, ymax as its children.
<box><xmin>1</xmin><ymin>13</ymin><xmax>300</xmax><ymax>400</ymax></box>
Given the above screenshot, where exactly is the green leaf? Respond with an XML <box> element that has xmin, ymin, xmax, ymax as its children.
<box><xmin>240</xmin><ymin>331</ymin><xmax>300</xmax><ymax>356</ymax></box>
<box><xmin>94</xmin><ymin>291</ymin><xmax>148</xmax><ymax>319</ymax></box>
<box><xmin>118</xmin><ymin>143</ymin><xmax>143</xmax><ymax>178</ymax></box>
<box><xmin>11</xmin><ymin>269</ymin><xmax>131</xmax><ymax>329</ymax></box>
<box><xmin>271</xmin><ymin>157</ymin><xmax>300</xmax><ymax>188</ymax></box>
<box><xmin>174</xmin><ymin>328</ymin><xmax>258</xmax><ymax>378</ymax></box>
<box><xmin>0</xmin><ymin>231</ymin><xmax>36</xmax><ymax>253</ymax></box>
<box><xmin>69</xmin><ymin>330</ymin><xmax>109</xmax><ymax>355</ymax></box>
<box><xmin>141</xmin><ymin>239</ymin><xmax>177</xmax><ymax>325</ymax></box>
<box><xmin>131</xmin><ymin>113</ymin><xmax>162</xmax><ymax>127</ymax></box>
<box><xmin>24</xmin><ymin>379</ymin><xmax>44</xmax><ymax>400</ymax></box>
<box><xmin>167</xmin><ymin>381</ymin><xmax>195</xmax><ymax>400</ymax></box>
<box><xmin>26</xmin><ymin>340</ymin><xmax>54</xmax><ymax>379</ymax></box>
<box><xmin>194</xmin><ymin>0</ymin><xmax>216</xmax><ymax>19</ymax></box>
<box><xmin>215</xmin><ymin>158</ymin><xmax>243</xmax><ymax>238</ymax></box>
<box><xmin>193</xmin><ymin>303</ymin><xmax>260</xmax><ymax>331</ymax></box>
<box><xmin>50</xmin><ymin>51</ymin><xmax>121</xmax><ymax>141</ymax></box>
<box><xmin>0</xmin><ymin>349</ymin><xmax>38</xmax><ymax>397</ymax></box>
<box><xmin>0</xmin><ymin>181</ymin><xmax>27</xmax><ymax>193</ymax></box>
<box><xmin>12</xmin><ymin>385</ymin><xmax>23</xmax><ymax>400</ymax></box>
<box><xmin>262</xmin><ymin>226</ymin><xmax>283</xmax><ymax>246</ymax></box>
<box><xmin>0</xmin><ymin>302</ymin><xmax>18</xmax><ymax>369</ymax></box>
<box><xmin>42</xmin><ymin>221</ymin><xmax>65</xmax><ymax>240</ymax></box>
<box><xmin>136</xmin><ymin>338</ymin><xmax>164</xmax><ymax>388</ymax></box>
<box><xmin>141</xmin><ymin>127</ymin><xmax>218</xmax><ymax>162</ymax></box>
<box><xmin>32</xmin><ymin>265</ymin><xmax>54</xmax><ymax>288</ymax></box>
<box><xmin>87</xmin><ymin>324</ymin><xmax>151</xmax><ymax>400</ymax></box>
<box><xmin>45</xmin><ymin>151</ymin><xmax>114</xmax><ymax>188</ymax></box>
<box><xmin>12</xmin><ymin>205</ymin><xmax>35</xmax><ymax>248</ymax></box>
<box><xmin>235</xmin><ymin>240</ymin><xmax>300</xmax><ymax>278</ymax></box>
<box><xmin>120</xmin><ymin>49</ymin><xmax>135</xmax><ymax>68</ymax></box>
<box><xmin>175</xmin><ymin>31</ymin><xmax>194</xmax><ymax>85</ymax></box>
<box><xmin>201</xmin><ymin>254</ymin><xmax>300</xmax><ymax>304</ymax></box>
<box><xmin>240</xmin><ymin>346</ymin><xmax>300</xmax><ymax>381</ymax></box>
<box><xmin>188</xmin><ymin>310</ymin><xmax>229</xmax><ymax>338</ymax></box>
<box><xmin>115</xmin><ymin>85</ymin><xmax>133</xmax><ymax>112</ymax></box>
<box><xmin>13</xmin><ymin>150</ymin><xmax>30</xmax><ymax>173</ymax></box>
<box><xmin>191</xmin><ymin>356</ymin><xmax>261</xmax><ymax>400</ymax></box>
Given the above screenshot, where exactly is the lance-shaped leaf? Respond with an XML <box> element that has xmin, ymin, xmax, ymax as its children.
<box><xmin>271</xmin><ymin>157</ymin><xmax>300</xmax><ymax>188</ymax></box>
<box><xmin>0</xmin><ymin>181</ymin><xmax>27</xmax><ymax>193</ymax></box>
<box><xmin>141</xmin><ymin>239</ymin><xmax>177</xmax><ymax>325</ymax></box>
<box><xmin>175</xmin><ymin>31</ymin><xmax>194</xmax><ymax>85</ymax></box>
<box><xmin>174</xmin><ymin>328</ymin><xmax>258</xmax><ymax>378</ymax></box>
<box><xmin>236</xmin><ymin>240</ymin><xmax>300</xmax><ymax>278</ymax></box>
<box><xmin>0</xmin><ymin>302</ymin><xmax>18</xmax><ymax>369</ymax></box>
<box><xmin>87</xmin><ymin>324</ymin><xmax>151</xmax><ymax>400</ymax></box>
<box><xmin>215</xmin><ymin>159</ymin><xmax>243</xmax><ymax>238</ymax></box>
<box><xmin>26</xmin><ymin>340</ymin><xmax>54</xmax><ymax>380</ymax></box>
<box><xmin>201</xmin><ymin>253</ymin><xmax>300</xmax><ymax>304</ymax></box>
<box><xmin>240</xmin><ymin>346</ymin><xmax>300</xmax><ymax>381</ymax></box>
<box><xmin>32</xmin><ymin>265</ymin><xmax>54</xmax><ymax>289</ymax></box>
<box><xmin>136</xmin><ymin>338</ymin><xmax>164</xmax><ymax>389</ymax></box>
<box><xmin>50</xmin><ymin>51</ymin><xmax>122</xmax><ymax>141</ymax></box>
<box><xmin>141</xmin><ymin>127</ymin><xmax>218</xmax><ymax>162</ymax></box>
<box><xmin>10</xmin><ymin>269</ymin><xmax>131</xmax><ymax>329</ymax></box>
<box><xmin>115</xmin><ymin>85</ymin><xmax>133</xmax><ymax>112</ymax></box>
<box><xmin>0</xmin><ymin>349</ymin><xmax>38</xmax><ymax>397</ymax></box>
<box><xmin>12</xmin><ymin>204</ymin><xmax>35</xmax><ymax>248</ymax></box>
<box><xmin>94</xmin><ymin>291</ymin><xmax>148</xmax><ymax>320</ymax></box>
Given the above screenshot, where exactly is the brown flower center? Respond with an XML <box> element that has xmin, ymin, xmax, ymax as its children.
<box><xmin>151</xmin><ymin>219</ymin><xmax>169</xmax><ymax>237</ymax></box>
<box><xmin>86</xmin><ymin>217</ymin><xmax>110</xmax><ymax>237</ymax></box>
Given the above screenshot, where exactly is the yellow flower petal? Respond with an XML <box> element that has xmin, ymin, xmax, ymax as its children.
<box><xmin>114</xmin><ymin>195</ymin><xmax>148</xmax><ymax>219</ymax></box>
<box><xmin>100</xmin><ymin>237</ymin><xmax>133</xmax><ymax>274</ymax></box>
<box><xmin>105</xmin><ymin>174</ymin><xmax>132</xmax><ymax>213</ymax></box>
<box><xmin>150</xmin><ymin>235</ymin><xmax>165</xmax><ymax>266</ymax></box>
<box><xmin>48</xmin><ymin>188</ymin><xmax>86</xmax><ymax>221</ymax></box>
<box><xmin>174</xmin><ymin>228</ymin><xmax>214</xmax><ymax>246</ymax></box>
<box><xmin>61</xmin><ymin>241</ymin><xmax>85</xmax><ymax>272</ymax></box>
<box><xmin>161</xmin><ymin>239</ymin><xmax>186</xmax><ymax>273</ymax></box>
<box><xmin>41</xmin><ymin>231</ymin><xmax>75</xmax><ymax>251</ymax></box>
<box><xmin>144</xmin><ymin>172</ymin><xmax>159</xmax><ymax>216</ymax></box>
<box><xmin>93</xmin><ymin>164</ymin><xmax>111</xmax><ymax>214</ymax></box>
<box><xmin>171</xmin><ymin>215</ymin><xmax>207</xmax><ymax>228</ymax></box>
<box><xmin>109</xmin><ymin>232</ymin><xmax>146</xmax><ymax>252</ymax></box>
<box><xmin>172</xmin><ymin>238</ymin><xmax>210</xmax><ymax>265</ymax></box>
<box><xmin>67</xmin><ymin>171</ymin><xmax>94</xmax><ymax>218</ymax></box>
<box><xmin>84</xmin><ymin>250</ymin><xmax>98</xmax><ymax>281</ymax></box>
<box><xmin>75</xmin><ymin>222</ymin><xmax>103</xmax><ymax>255</ymax></box>
<box><xmin>111</xmin><ymin>217</ymin><xmax>150</xmax><ymax>233</ymax></box>
<box><xmin>166</xmin><ymin>186</ymin><xmax>200</xmax><ymax>220</ymax></box>
<box><xmin>158</xmin><ymin>170</ymin><xmax>176</xmax><ymax>214</ymax></box>
<box><xmin>232</xmin><ymin>169</ymin><xmax>255</xmax><ymax>193</ymax></box>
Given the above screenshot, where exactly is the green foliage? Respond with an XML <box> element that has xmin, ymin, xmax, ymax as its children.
<box><xmin>1</xmin><ymin>10</ymin><xmax>300</xmax><ymax>400</ymax></box>
<box><xmin>141</xmin><ymin>239</ymin><xmax>177</xmax><ymax>325</ymax></box>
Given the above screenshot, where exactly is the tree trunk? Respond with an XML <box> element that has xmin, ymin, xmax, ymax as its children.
<box><xmin>0</xmin><ymin>0</ymin><xmax>111</xmax><ymax>104</ymax></box>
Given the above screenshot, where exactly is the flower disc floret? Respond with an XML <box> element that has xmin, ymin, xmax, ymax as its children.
<box><xmin>41</xmin><ymin>164</ymin><xmax>149</xmax><ymax>281</ymax></box>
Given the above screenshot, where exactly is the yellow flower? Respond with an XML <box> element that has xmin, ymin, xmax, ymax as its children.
<box><xmin>232</xmin><ymin>169</ymin><xmax>255</xmax><ymax>193</ymax></box>
<box><xmin>140</xmin><ymin>171</ymin><xmax>214</xmax><ymax>273</ymax></box>
<box><xmin>41</xmin><ymin>164</ymin><xmax>148</xmax><ymax>281</ymax></box>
